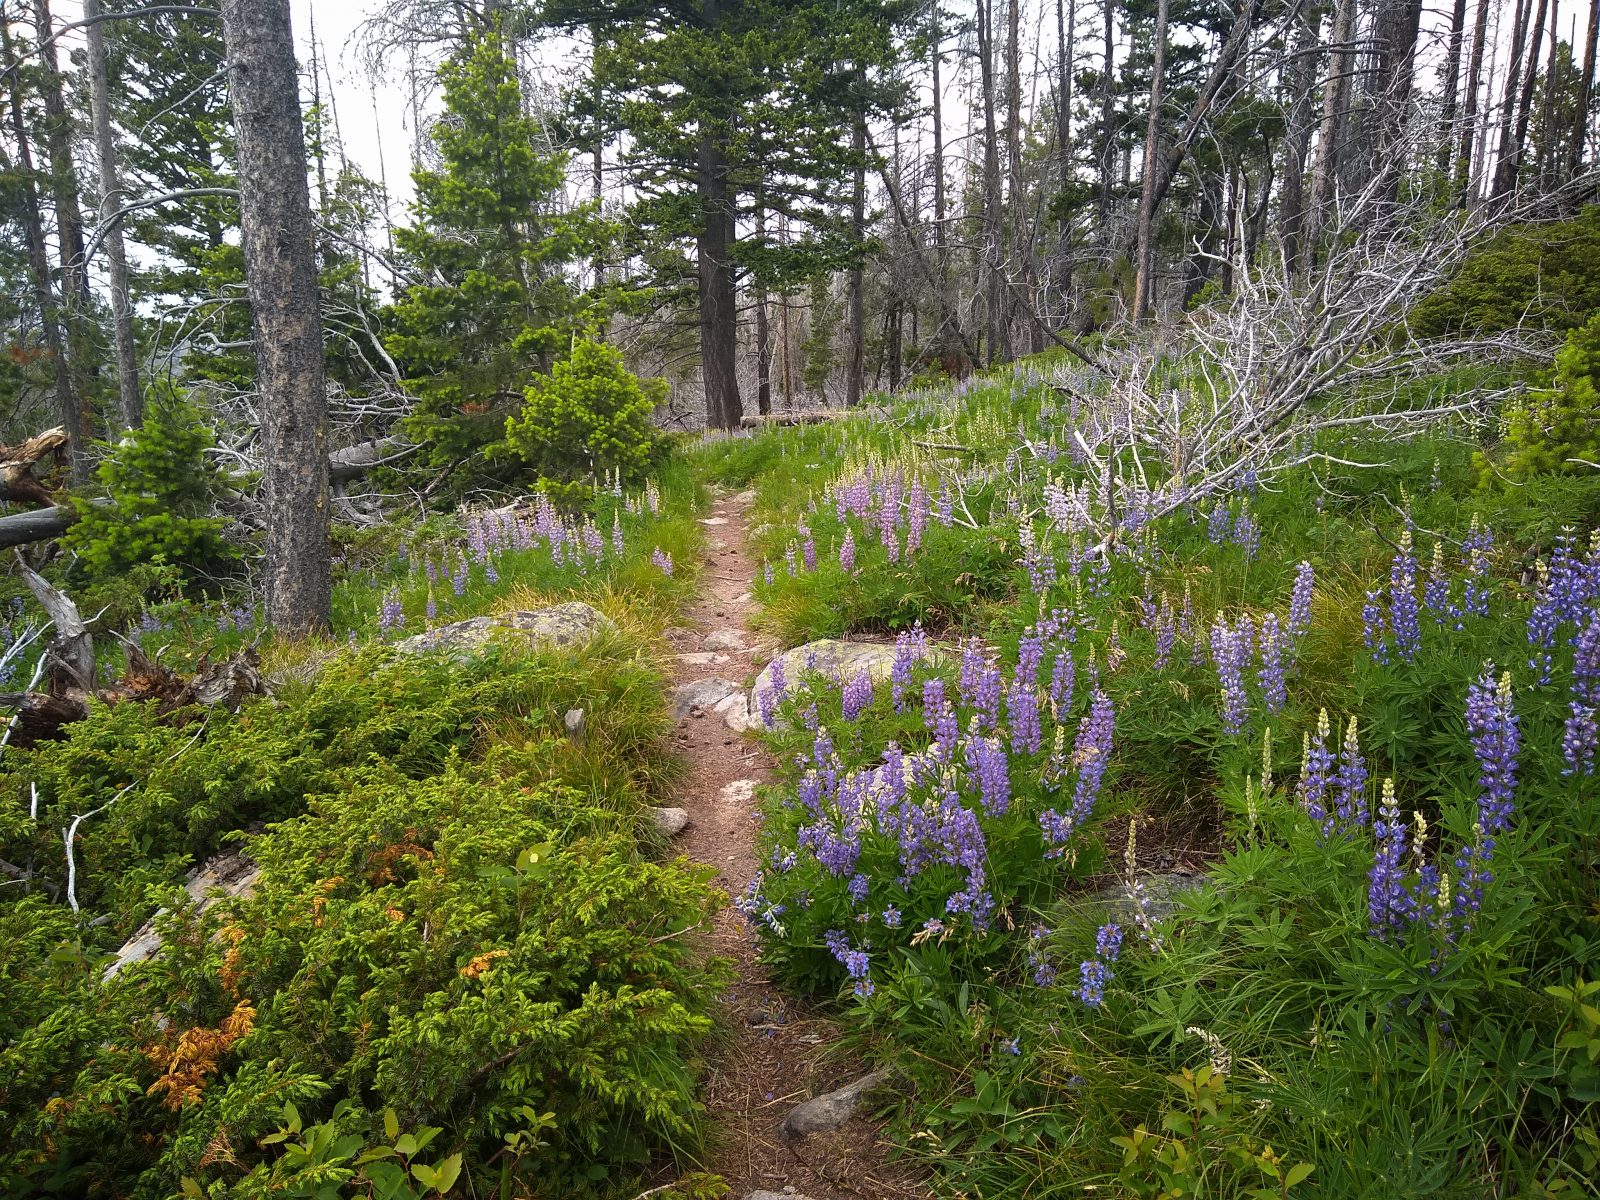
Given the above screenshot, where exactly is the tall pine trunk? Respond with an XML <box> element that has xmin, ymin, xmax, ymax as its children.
<box><xmin>1570</xmin><ymin>0</ymin><xmax>1599</xmax><ymax>180</ymax></box>
<box><xmin>1457</xmin><ymin>0</ymin><xmax>1492</xmax><ymax>197</ymax></box>
<box><xmin>1304</xmin><ymin>0</ymin><xmax>1358</xmax><ymax>272</ymax></box>
<box><xmin>754</xmin><ymin>196</ymin><xmax>772</xmax><ymax>416</ymax></box>
<box><xmin>1132</xmin><ymin>0</ymin><xmax>1170</xmax><ymax>319</ymax></box>
<box><xmin>695</xmin><ymin>0</ymin><xmax>741</xmax><ymax>429</ymax></box>
<box><xmin>1437</xmin><ymin>0</ymin><xmax>1469</xmax><ymax>176</ymax></box>
<box><xmin>978</xmin><ymin>0</ymin><xmax>1004</xmax><ymax>365</ymax></box>
<box><xmin>83</xmin><ymin>0</ymin><xmax>141</xmax><ymax>429</ymax></box>
<box><xmin>1277</xmin><ymin>0</ymin><xmax>1320</xmax><ymax>275</ymax></box>
<box><xmin>848</xmin><ymin>108</ymin><xmax>866</xmax><ymax>408</ymax></box>
<box><xmin>1491</xmin><ymin>0</ymin><xmax>1535</xmax><ymax>199</ymax></box>
<box><xmin>221</xmin><ymin>0</ymin><xmax>332</xmax><ymax>636</ymax></box>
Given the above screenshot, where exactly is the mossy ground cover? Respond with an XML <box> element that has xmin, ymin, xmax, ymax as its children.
<box><xmin>697</xmin><ymin>356</ymin><xmax>1600</xmax><ymax>1198</ymax></box>
<box><xmin>0</xmin><ymin>469</ymin><xmax>727</xmax><ymax>1199</ymax></box>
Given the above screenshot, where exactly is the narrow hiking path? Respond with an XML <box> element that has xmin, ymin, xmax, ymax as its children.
<box><xmin>667</xmin><ymin>487</ymin><xmax>924</xmax><ymax>1200</ymax></box>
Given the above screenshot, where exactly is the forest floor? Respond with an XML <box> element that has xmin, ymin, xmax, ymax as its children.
<box><xmin>668</xmin><ymin>488</ymin><xmax>925</xmax><ymax>1200</ymax></box>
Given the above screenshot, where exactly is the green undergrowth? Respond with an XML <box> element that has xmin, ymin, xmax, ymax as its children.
<box><xmin>0</xmin><ymin>456</ymin><xmax>732</xmax><ymax>1197</ymax></box>
<box><xmin>698</xmin><ymin>353</ymin><xmax>1600</xmax><ymax>1197</ymax></box>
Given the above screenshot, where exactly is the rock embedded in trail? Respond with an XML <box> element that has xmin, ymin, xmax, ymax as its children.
<box><xmin>703</xmin><ymin>628</ymin><xmax>747</xmax><ymax>652</ymax></box>
<box><xmin>662</xmin><ymin>626</ymin><xmax>700</xmax><ymax>651</ymax></box>
<box><xmin>744</xmin><ymin>1192</ymin><xmax>819</xmax><ymax>1200</ymax></box>
<box><xmin>670</xmin><ymin>676</ymin><xmax>743</xmax><ymax>720</ymax></box>
<box><xmin>392</xmin><ymin>603</ymin><xmax>615</xmax><ymax>659</ymax></box>
<box><xmin>779</xmin><ymin>1067</ymin><xmax>892</xmax><ymax>1139</ymax></box>
<box><xmin>649</xmin><ymin>806</ymin><xmax>691</xmax><ymax>837</ymax></box>
<box><xmin>1088</xmin><ymin>872</ymin><xmax>1208</xmax><ymax>925</ymax></box>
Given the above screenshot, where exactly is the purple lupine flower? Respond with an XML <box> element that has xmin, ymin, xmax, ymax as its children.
<box><xmin>839</xmin><ymin>527</ymin><xmax>857</xmax><ymax>574</ymax></box>
<box><xmin>425</xmin><ymin>595</ymin><xmax>438</xmax><ymax>624</ymax></box>
<box><xmin>1297</xmin><ymin>710</ymin><xmax>1335</xmax><ymax>836</ymax></box>
<box><xmin>803</xmin><ymin>533</ymin><xmax>817</xmax><ymax>573</ymax></box>
<box><xmin>1466</xmin><ymin>667</ymin><xmax>1519</xmax><ymax>835</ymax></box>
<box><xmin>1362</xmin><ymin>588</ymin><xmax>1389</xmax><ymax>663</ymax></box>
<box><xmin>378</xmin><ymin>588</ymin><xmax>405</xmax><ymax>636</ymax></box>
<box><xmin>1422</xmin><ymin>542</ymin><xmax>1451</xmax><ymax>623</ymax></box>
<box><xmin>1075</xmin><ymin>957</ymin><xmax>1111</xmax><ymax>1007</ymax></box>
<box><xmin>1458</xmin><ymin>516</ymin><xmax>1493</xmax><ymax>621</ymax></box>
<box><xmin>936</xmin><ymin>481</ymin><xmax>954</xmax><ymax>526</ymax></box>
<box><xmin>1206</xmin><ymin>502</ymin><xmax>1231</xmax><ymax>545</ymax></box>
<box><xmin>1027</xmin><ymin>924</ymin><xmax>1057</xmax><ymax>987</ymax></box>
<box><xmin>883</xmin><ymin>905</ymin><xmax>902</xmax><ymax>928</ymax></box>
<box><xmin>1563</xmin><ymin>609</ymin><xmax>1600</xmax><ymax>775</ymax></box>
<box><xmin>847</xmin><ymin>873</ymin><xmax>870</xmax><ymax>904</ymax></box>
<box><xmin>890</xmin><ymin>636</ymin><xmax>916</xmax><ymax>711</ymax></box>
<box><xmin>922</xmin><ymin>677</ymin><xmax>945</xmax><ymax>729</ymax></box>
<box><xmin>1232</xmin><ymin>508</ymin><xmax>1260</xmax><ymax>558</ymax></box>
<box><xmin>651</xmin><ymin>547</ymin><xmax>674</xmax><ymax>576</ymax></box>
<box><xmin>906</xmin><ymin>477</ymin><xmax>929</xmax><ymax>554</ymax></box>
<box><xmin>763</xmin><ymin>561</ymin><xmax>775</xmax><ymax>587</ymax></box>
<box><xmin>612</xmin><ymin>513</ymin><xmax>625</xmax><ymax>556</ymax></box>
<box><xmin>1154</xmin><ymin>598</ymin><xmax>1177</xmax><ymax>671</ymax></box>
<box><xmin>1287</xmin><ymin>561</ymin><xmax>1315</xmax><ymax>646</ymax></box>
<box><xmin>1039</xmin><ymin>690</ymin><xmax>1115</xmax><ymax>852</ymax></box>
<box><xmin>1334</xmin><ymin>717</ymin><xmax>1369</xmax><ymax>830</ymax></box>
<box><xmin>1049</xmin><ymin>648</ymin><xmax>1076</xmax><ymax>711</ymax></box>
<box><xmin>1256</xmin><ymin>612</ymin><xmax>1287</xmax><ymax>715</ymax></box>
<box><xmin>841</xmin><ymin>670</ymin><xmax>874</xmax><ymax>721</ymax></box>
<box><xmin>1095</xmin><ymin>922</ymin><xmax>1124</xmax><ymax>962</ymax></box>
<box><xmin>1390</xmin><ymin>532</ymin><xmax>1422</xmax><ymax>661</ymax></box>
<box><xmin>1367</xmin><ymin>778</ymin><xmax>1414</xmax><ymax>937</ymax></box>
<box><xmin>967</xmin><ymin>736</ymin><xmax>1011</xmax><ymax>815</ymax></box>
<box><xmin>1211</xmin><ymin>616</ymin><xmax>1250</xmax><ymax>735</ymax></box>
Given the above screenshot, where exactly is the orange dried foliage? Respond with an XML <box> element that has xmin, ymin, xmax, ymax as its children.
<box><xmin>144</xmin><ymin>999</ymin><xmax>257</xmax><ymax>1111</ymax></box>
<box><xmin>461</xmin><ymin>949</ymin><xmax>510</xmax><ymax>980</ymax></box>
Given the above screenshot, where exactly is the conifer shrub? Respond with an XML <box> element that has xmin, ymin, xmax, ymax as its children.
<box><xmin>503</xmin><ymin>339</ymin><xmax>665</xmax><ymax>496</ymax></box>
<box><xmin>63</xmin><ymin>390</ymin><xmax>236</xmax><ymax>589</ymax></box>
<box><xmin>1500</xmin><ymin>310</ymin><xmax>1600</xmax><ymax>481</ymax></box>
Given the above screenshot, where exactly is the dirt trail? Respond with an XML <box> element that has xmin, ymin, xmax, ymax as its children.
<box><xmin>668</xmin><ymin>488</ymin><xmax>922</xmax><ymax>1200</ymax></box>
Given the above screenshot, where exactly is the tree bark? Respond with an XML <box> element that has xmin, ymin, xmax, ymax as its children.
<box><xmin>846</xmin><ymin>109</ymin><xmax>867</xmax><ymax>408</ymax></box>
<box><xmin>2</xmin><ymin>22</ymin><xmax>82</xmax><ymax>479</ymax></box>
<box><xmin>694</xmin><ymin>2</ymin><xmax>740</xmax><ymax>430</ymax></box>
<box><xmin>1277</xmin><ymin>0</ymin><xmax>1319</xmax><ymax>275</ymax></box>
<box><xmin>83</xmin><ymin>0</ymin><xmax>142</xmax><ymax>430</ymax></box>
<box><xmin>31</xmin><ymin>0</ymin><xmax>93</xmax><ymax>481</ymax></box>
<box><xmin>1570</xmin><ymin>0</ymin><xmax>1598</xmax><ymax>179</ymax></box>
<box><xmin>1437</xmin><ymin>0</ymin><xmax>1469</xmax><ymax>176</ymax></box>
<box><xmin>753</xmin><ymin>224</ymin><xmax>772</xmax><ymax>417</ymax></box>
<box><xmin>1303</xmin><ymin>0</ymin><xmax>1358</xmax><ymax>272</ymax></box>
<box><xmin>1371</xmin><ymin>0</ymin><xmax>1423</xmax><ymax>205</ymax></box>
<box><xmin>1457</xmin><ymin>0</ymin><xmax>1492</xmax><ymax>196</ymax></box>
<box><xmin>1501</xmin><ymin>0</ymin><xmax>1551</xmax><ymax>197</ymax></box>
<box><xmin>977</xmin><ymin>0</ymin><xmax>1004</xmax><ymax>364</ymax></box>
<box><xmin>1097</xmin><ymin>0</ymin><xmax>1116</xmax><ymax>234</ymax></box>
<box><xmin>221</xmin><ymin>0</ymin><xmax>332</xmax><ymax>637</ymax></box>
<box><xmin>1491</xmin><ymin>0</ymin><xmax>1535</xmax><ymax>198</ymax></box>
<box><xmin>1132</xmin><ymin>0</ymin><xmax>1170</xmax><ymax>319</ymax></box>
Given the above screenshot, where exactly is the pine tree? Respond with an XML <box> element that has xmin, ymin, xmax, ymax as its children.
<box><xmin>385</xmin><ymin>27</ymin><xmax>592</xmax><ymax>493</ymax></box>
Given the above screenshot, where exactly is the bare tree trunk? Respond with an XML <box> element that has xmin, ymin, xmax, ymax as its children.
<box><xmin>1437</xmin><ymin>0</ymin><xmax>1469</xmax><ymax>175</ymax></box>
<box><xmin>1501</xmin><ymin>0</ymin><xmax>1552</xmax><ymax>197</ymax></box>
<box><xmin>1005</xmin><ymin>0</ymin><xmax>1031</xmax><ymax>352</ymax></box>
<box><xmin>220</xmin><ymin>0</ymin><xmax>331</xmax><ymax>637</ymax></box>
<box><xmin>1277</xmin><ymin>0</ymin><xmax>1320</xmax><ymax>275</ymax></box>
<box><xmin>1491</xmin><ymin>0</ymin><xmax>1535</xmax><ymax>198</ymax></box>
<box><xmin>1132</xmin><ymin>0</ymin><xmax>1170</xmax><ymax>319</ymax></box>
<box><xmin>1570</xmin><ymin>0</ymin><xmax>1599</xmax><ymax>179</ymax></box>
<box><xmin>2</xmin><ymin>21</ymin><xmax>82</xmax><ymax>475</ymax></box>
<box><xmin>1457</xmin><ymin>0</ymin><xmax>1492</xmax><ymax>196</ymax></box>
<box><xmin>82</xmin><ymin>0</ymin><xmax>141</xmax><ymax>430</ymax></box>
<box><xmin>1371</xmin><ymin>0</ymin><xmax>1423</xmax><ymax>205</ymax></box>
<box><xmin>1536</xmin><ymin>0</ymin><xmax>1562</xmax><ymax>187</ymax></box>
<box><xmin>692</xmin><ymin>0</ymin><xmax>742</xmax><ymax>430</ymax></box>
<box><xmin>1304</xmin><ymin>0</ymin><xmax>1358</xmax><ymax>272</ymax></box>
<box><xmin>754</xmin><ymin>196</ymin><xmax>772</xmax><ymax>416</ymax></box>
<box><xmin>1097</xmin><ymin>0</ymin><xmax>1116</xmax><ymax>234</ymax></box>
<box><xmin>978</xmin><ymin>0</ymin><xmax>1005</xmax><ymax>364</ymax></box>
<box><xmin>847</xmin><ymin>111</ymin><xmax>867</xmax><ymax>407</ymax></box>
<box><xmin>31</xmin><ymin>0</ymin><xmax>93</xmax><ymax>480</ymax></box>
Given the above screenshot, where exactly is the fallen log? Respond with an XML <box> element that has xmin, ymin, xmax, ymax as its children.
<box><xmin>738</xmin><ymin>410</ymin><xmax>848</xmax><ymax>429</ymax></box>
<box><xmin>328</xmin><ymin>434</ymin><xmax>419</xmax><ymax>485</ymax></box>
<box><xmin>0</xmin><ymin>505</ymin><xmax>78</xmax><ymax>549</ymax></box>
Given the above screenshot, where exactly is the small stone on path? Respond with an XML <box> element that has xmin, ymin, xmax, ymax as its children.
<box><xmin>779</xmin><ymin>1068</ymin><xmax>891</xmax><ymax>1139</ymax></box>
<box><xmin>650</xmin><ymin>806</ymin><xmax>691</xmax><ymax>837</ymax></box>
<box><xmin>720</xmin><ymin>778</ymin><xmax>760</xmax><ymax>806</ymax></box>
<box><xmin>675</xmin><ymin>651</ymin><xmax>732</xmax><ymax>667</ymax></box>
<box><xmin>700</xmin><ymin>516</ymin><xmax>730</xmax><ymax>526</ymax></box>
<box><xmin>671</xmin><ymin>677</ymin><xmax>743</xmax><ymax>720</ymax></box>
<box><xmin>704</xmin><ymin>629</ymin><xmax>747</xmax><ymax>651</ymax></box>
<box><xmin>562</xmin><ymin>708</ymin><xmax>585</xmax><ymax>738</ymax></box>
<box><xmin>662</xmin><ymin>626</ymin><xmax>699</xmax><ymax>651</ymax></box>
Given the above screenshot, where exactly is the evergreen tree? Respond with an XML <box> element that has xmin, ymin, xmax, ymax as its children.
<box><xmin>385</xmin><ymin>27</ymin><xmax>593</xmax><ymax>493</ymax></box>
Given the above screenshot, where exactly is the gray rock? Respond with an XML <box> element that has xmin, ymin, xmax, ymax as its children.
<box><xmin>703</xmin><ymin>628</ymin><xmax>747</xmax><ymax>652</ymax></box>
<box><xmin>731</xmin><ymin>490</ymin><xmax>757</xmax><ymax>505</ymax></box>
<box><xmin>662</xmin><ymin>626</ymin><xmax>700</xmax><ymax>651</ymax></box>
<box><xmin>107</xmin><ymin>850</ymin><xmax>260</xmax><ymax>979</ymax></box>
<box><xmin>671</xmin><ymin>676</ymin><xmax>743</xmax><ymax>720</ymax></box>
<box><xmin>650</xmin><ymin>806</ymin><xmax>691</xmax><ymax>837</ymax></box>
<box><xmin>563</xmin><ymin>708</ymin><xmax>586</xmax><ymax>738</ymax></box>
<box><xmin>713</xmin><ymin>690</ymin><xmax>752</xmax><ymax>732</ymax></box>
<box><xmin>750</xmin><ymin>640</ymin><xmax>919</xmax><ymax>727</ymax></box>
<box><xmin>745</xmin><ymin>1192</ymin><xmax>818</xmax><ymax>1200</ymax></box>
<box><xmin>674</xmin><ymin>651</ymin><xmax>732</xmax><ymax>668</ymax></box>
<box><xmin>393</xmin><ymin>603</ymin><xmax>615</xmax><ymax>658</ymax></box>
<box><xmin>1087</xmin><ymin>872</ymin><xmax>1207</xmax><ymax>926</ymax></box>
<box><xmin>780</xmin><ymin>1068</ymin><xmax>891</xmax><ymax>1139</ymax></box>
